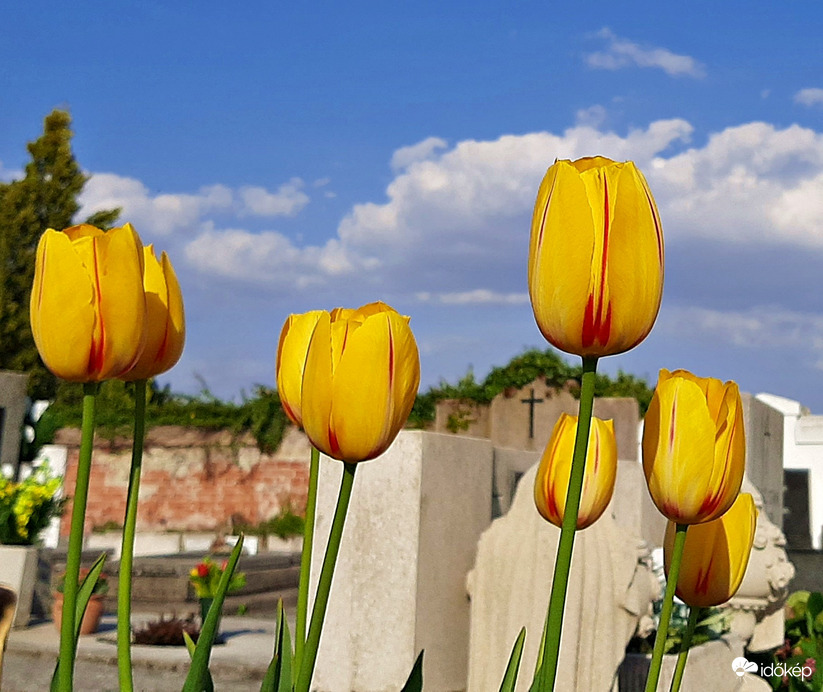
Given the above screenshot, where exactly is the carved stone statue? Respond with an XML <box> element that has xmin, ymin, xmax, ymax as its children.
<box><xmin>728</xmin><ymin>477</ymin><xmax>796</xmax><ymax>652</ymax></box>
<box><xmin>465</xmin><ymin>463</ymin><xmax>658</xmax><ymax>692</ymax></box>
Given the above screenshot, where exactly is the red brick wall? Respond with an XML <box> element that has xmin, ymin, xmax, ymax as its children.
<box><xmin>56</xmin><ymin>425</ymin><xmax>310</xmax><ymax>537</ymax></box>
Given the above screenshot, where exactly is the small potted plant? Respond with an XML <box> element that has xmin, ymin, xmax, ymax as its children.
<box><xmin>0</xmin><ymin>463</ymin><xmax>65</xmax><ymax>546</ymax></box>
<box><xmin>189</xmin><ymin>556</ymin><xmax>246</xmax><ymax>629</ymax></box>
<box><xmin>52</xmin><ymin>568</ymin><xmax>109</xmax><ymax>635</ymax></box>
<box><xmin>0</xmin><ymin>463</ymin><xmax>66</xmax><ymax>626</ymax></box>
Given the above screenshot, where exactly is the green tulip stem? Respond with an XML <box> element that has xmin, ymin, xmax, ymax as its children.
<box><xmin>294</xmin><ymin>445</ymin><xmax>320</xmax><ymax>673</ymax></box>
<box><xmin>295</xmin><ymin>461</ymin><xmax>357</xmax><ymax>692</ymax></box>
<box><xmin>58</xmin><ymin>382</ymin><xmax>99</xmax><ymax>692</ymax></box>
<box><xmin>669</xmin><ymin>606</ymin><xmax>700</xmax><ymax>692</ymax></box>
<box><xmin>645</xmin><ymin>523</ymin><xmax>689</xmax><ymax>692</ymax></box>
<box><xmin>536</xmin><ymin>355</ymin><xmax>598</xmax><ymax>692</ymax></box>
<box><xmin>116</xmin><ymin>379</ymin><xmax>147</xmax><ymax>692</ymax></box>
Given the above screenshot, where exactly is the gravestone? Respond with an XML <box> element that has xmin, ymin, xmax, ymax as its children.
<box><xmin>310</xmin><ymin>431</ymin><xmax>494</xmax><ymax>692</ymax></box>
<box><xmin>466</xmin><ymin>462</ymin><xmax>658</xmax><ymax>692</ymax></box>
<box><xmin>435</xmin><ymin>377</ymin><xmax>640</xmax><ymax>460</ymax></box>
<box><xmin>741</xmin><ymin>394</ymin><xmax>784</xmax><ymax>533</ymax></box>
<box><xmin>0</xmin><ymin>371</ymin><xmax>27</xmax><ymax>477</ymax></box>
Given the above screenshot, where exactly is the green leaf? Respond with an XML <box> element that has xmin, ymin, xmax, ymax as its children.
<box><xmin>528</xmin><ymin>610</ymin><xmax>550</xmax><ymax>691</ymax></box>
<box><xmin>183</xmin><ymin>632</ymin><xmax>214</xmax><ymax>692</ymax></box>
<box><xmin>260</xmin><ymin>599</ymin><xmax>293</xmax><ymax>692</ymax></box>
<box><xmin>182</xmin><ymin>535</ymin><xmax>244</xmax><ymax>692</ymax></box>
<box><xmin>51</xmin><ymin>552</ymin><xmax>108</xmax><ymax>691</ymax></box>
<box><xmin>400</xmin><ymin>650</ymin><xmax>424</xmax><ymax>692</ymax></box>
<box><xmin>807</xmin><ymin>592</ymin><xmax>823</xmax><ymax>636</ymax></box>
<box><xmin>499</xmin><ymin>627</ymin><xmax>526</xmax><ymax>692</ymax></box>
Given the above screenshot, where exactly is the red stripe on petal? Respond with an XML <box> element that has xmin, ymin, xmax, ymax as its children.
<box><xmin>329</xmin><ymin>427</ymin><xmax>341</xmax><ymax>458</ymax></box>
<box><xmin>582</xmin><ymin>294</ymin><xmax>596</xmax><ymax>348</ymax></box>
<box><xmin>88</xmin><ymin>240</ymin><xmax>105</xmax><ymax>376</ymax></box>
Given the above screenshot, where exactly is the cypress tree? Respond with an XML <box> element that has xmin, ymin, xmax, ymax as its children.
<box><xmin>0</xmin><ymin>110</ymin><xmax>119</xmax><ymax>398</ymax></box>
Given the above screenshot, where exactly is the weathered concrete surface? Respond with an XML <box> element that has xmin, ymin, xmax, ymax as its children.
<box><xmin>2</xmin><ymin>613</ymin><xmax>282</xmax><ymax>692</ymax></box>
<box><xmin>310</xmin><ymin>430</ymin><xmax>494</xmax><ymax>692</ymax></box>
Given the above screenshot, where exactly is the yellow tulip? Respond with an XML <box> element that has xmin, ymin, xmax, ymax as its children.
<box><xmin>664</xmin><ymin>493</ymin><xmax>757</xmax><ymax>607</ymax></box>
<box><xmin>276</xmin><ymin>310</ymin><xmax>325</xmax><ymax>426</ymax></box>
<box><xmin>528</xmin><ymin>157</ymin><xmax>664</xmax><ymax>358</ymax></box>
<box><xmin>121</xmin><ymin>245</ymin><xmax>185</xmax><ymax>381</ymax></box>
<box><xmin>534</xmin><ymin>413</ymin><xmax>617</xmax><ymax>530</ymax></box>
<box><xmin>300</xmin><ymin>302</ymin><xmax>420</xmax><ymax>463</ymax></box>
<box><xmin>30</xmin><ymin>223</ymin><xmax>146</xmax><ymax>382</ymax></box>
<box><xmin>642</xmin><ymin>369</ymin><xmax>746</xmax><ymax>524</ymax></box>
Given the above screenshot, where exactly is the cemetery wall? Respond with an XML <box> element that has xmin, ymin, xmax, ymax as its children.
<box><xmin>54</xmin><ymin>425</ymin><xmax>310</xmax><ymax>537</ymax></box>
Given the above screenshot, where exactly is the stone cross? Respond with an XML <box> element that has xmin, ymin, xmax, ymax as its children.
<box><xmin>520</xmin><ymin>388</ymin><xmax>543</xmax><ymax>439</ymax></box>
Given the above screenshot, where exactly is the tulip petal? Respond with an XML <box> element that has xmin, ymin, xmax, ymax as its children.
<box><xmin>643</xmin><ymin>377</ymin><xmax>717</xmax><ymax>522</ymax></box>
<box><xmin>606</xmin><ymin>164</ymin><xmax>664</xmax><ymax>352</ymax></box>
<box><xmin>93</xmin><ymin>224</ymin><xmax>146</xmax><ymax>379</ymax></box>
<box><xmin>122</xmin><ymin>246</ymin><xmax>186</xmax><ymax>380</ymax></box>
<box><xmin>386</xmin><ymin>311</ymin><xmax>420</xmax><ymax>437</ymax></box>
<box><xmin>330</xmin><ymin>312</ymin><xmax>394</xmax><ymax>461</ymax></box>
<box><xmin>665</xmin><ymin>493</ymin><xmax>757</xmax><ymax>607</ymax></box>
<box><xmin>276</xmin><ymin>310</ymin><xmax>324</xmax><ymax>426</ymax></box>
<box><xmin>528</xmin><ymin>158</ymin><xmax>663</xmax><ymax>357</ymax></box>
<box><xmin>155</xmin><ymin>250</ymin><xmax>186</xmax><ymax>373</ymax></box>
<box><xmin>534</xmin><ymin>414</ymin><xmax>617</xmax><ymax>529</ymax></box>
<box><xmin>30</xmin><ymin>230</ymin><xmax>95</xmax><ymax>381</ymax></box>
<box><xmin>528</xmin><ymin>162</ymin><xmax>595</xmax><ymax>354</ymax></box>
<box><xmin>301</xmin><ymin>313</ymin><xmax>334</xmax><ymax>455</ymax></box>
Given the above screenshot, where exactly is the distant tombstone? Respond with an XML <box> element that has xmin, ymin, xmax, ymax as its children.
<box><xmin>0</xmin><ymin>372</ymin><xmax>28</xmax><ymax>476</ymax></box>
<box><xmin>435</xmin><ymin>377</ymin><xmax>640</xmax><ymax>461</ymax></box>
<box><xmin>741</xmin><ymin>394</ymin><xmax>784</xmax><ymax>532</ymax></box>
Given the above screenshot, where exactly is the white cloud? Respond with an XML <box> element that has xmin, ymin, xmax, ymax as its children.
<box><xmin>795</xmin><ymin>88</ymin><xmax>823</xmax><ymax>107</ymax></box>
<box><xmin>662</xmin><ymin>305</ymin><xmax>823</xmax><ymax>354</ymax></box>
<box><xmin>80</xmin><ymin>174</ymin><xmax>233</xmax><ymax>236</ymax></box>
<box><xmin>647</xmin><ymin>122</ymin><xmax>823</xmax><ymax>245</ymax></box>
<box><xmin>391</xmin><ymin>137</ymin><xmax>448</xmax><ymax>172</ymax></box>
<box><xmin>415</xmin><ymin>290</ymin><xmax>529</xmax><ymax>305</ymax></box>
<box><xmin>79</xmin><ymin>174</ymin><xmax>310</xmax><ymax>237</ymax></box>
<box><xmin>239</xmin><ymin>178</ymin><xmax>309</xmax><ymax>217</ymax></box>
<box><xmin>83</xmin><ymin>118</ymin><xmax>823</xmax><ymax>308</ymax></box>
<box><xmin>586</xmin><ymin>28</ymin><xmax>705</xmax><ymax>78</ymax></box>
<box><xmin>183</xmin><ymin>224</ymin><xmax>370</xmax><ymax>287</ymax></box>
<box><xmin>575</xmin><ymin>105</ymin><xmax>607</xmax><ymax>128</ymax></box>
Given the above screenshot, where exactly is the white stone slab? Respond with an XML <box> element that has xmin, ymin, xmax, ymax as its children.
<box><xmin>310</xmin><ymin>430</ymin><xmax>493</xmax><ymax>692</ymax></box>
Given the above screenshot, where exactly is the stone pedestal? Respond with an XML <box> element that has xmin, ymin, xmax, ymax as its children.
<box><xmin>0</xmin><ymin>545</ymin><xmax>38</xmax><ymax>627</ymax></box>
<box><xmin>310</xmin><ymin>431</ymin><xmax>494</xmax><ymax>692</ymax></box>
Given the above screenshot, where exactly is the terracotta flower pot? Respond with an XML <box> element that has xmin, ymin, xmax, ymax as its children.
<box><xmin>51</xmin><ymin>593</ymin><xmax>105</xmax><ymax>635</ymax></box>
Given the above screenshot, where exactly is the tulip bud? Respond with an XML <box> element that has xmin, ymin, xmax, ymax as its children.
<box><xmin>276</xmin><ymin>310</ymin><xmax>325</xmax><ymax>426</ymax></box>
<box><xmin>534</xmin><ymin>413</ymin><xmax>617</xmax><ymax>530</ymax></box>
<box><xmin>30</xmin><ymin>223</ymin><xmax>146</xmax><ymax>382</ymax></box>
<box><xmin>528</xmin><ymin>157</ymin><xmax>664</xmax><ymax>358</ymax></box>
<box><xmin>300</xmin><ymin>302</ymin><xmax>420</xmax><ymax>463</ymax></box>
<box><xmin>664</xmin><ymin>493</ymin><xmax>757</xmax><ymax>607</ymax></box>
<box><xmin>121</xmin><ymin>245</ymin><xmax>185</xmax><ymax>381</ymax></box>
<box><xmin>642</xmin><ymin>369</ymin><xmax>746</xmax><ymax>524</ymax></box>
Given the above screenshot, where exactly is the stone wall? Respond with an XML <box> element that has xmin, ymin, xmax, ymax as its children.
<box><xmin>55</xmin><ymin>425</ymin><xmax>311</xmax><ymax>537</ymax></box>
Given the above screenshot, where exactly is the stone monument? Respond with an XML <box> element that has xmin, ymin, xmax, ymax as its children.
<box><xmin>310</xmin><ymin>430</ymin><xmax>494</xmax><ymax>692</ymax></box>
<box><xmin>435</xmin><ymin>377</ymin><xmax>640</xmax><ymax>461</ymax></box>
<box><xmin>465</xmin><ymin>462</ymin><xmax>658</xmax><ymax>692</ymax></box>
<box><xmin>0</xmin><ymin>371</ymin><xmax>27</xmax><ymax>477</ymax></box>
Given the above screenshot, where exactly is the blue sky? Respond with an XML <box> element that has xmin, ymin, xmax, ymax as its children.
<box><xmin>3</xmin><ymin>2</ymin><xmax>823</xmax><ymax>412</ymax></box>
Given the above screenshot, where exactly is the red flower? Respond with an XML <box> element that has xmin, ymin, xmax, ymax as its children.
<box><xmin>196</xmin><ymin>562</ymin><xmax>209</xmax><ymax>578</ymax></box>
